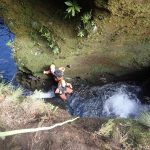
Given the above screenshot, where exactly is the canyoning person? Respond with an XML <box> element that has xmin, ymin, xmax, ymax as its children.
<box><xmin>43</xmin><ymin>64</ymin><xmax>56</xmax><ymax>76</ymax></box>
<box><xmin>43</xmin><ymin>64</ymin><xmax>73</xmax><ymax>101</ymax></box>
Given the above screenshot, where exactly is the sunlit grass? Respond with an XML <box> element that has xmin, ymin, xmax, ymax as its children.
<box><xmin>0</xmin><ymin>82</ymin><xmax>57</xmax><ymax>113</ymax></box>
<box><xmin>11</xmin><ymin>87</ymin><xmax>23</xmax><ymax>102</ymax></box>
<box><xmin>0</xmin><ymin>82</ymin><xmax>23</xmax><ymax>103</ymax></box>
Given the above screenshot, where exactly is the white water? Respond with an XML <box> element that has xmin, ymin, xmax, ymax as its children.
<box><xmin>102</xmin><ymin>91</ymin><xmax>141</xmax><ymax>118</ymax></box>
<box><xmin>30</xmin><ymin>90</ymin><xmax>55</xmax><ymax>99</ymax></box>
<box><xmin>68</xmin><ymin>83</ymin><xmax>150</xmax><ymax>118</ymax></box>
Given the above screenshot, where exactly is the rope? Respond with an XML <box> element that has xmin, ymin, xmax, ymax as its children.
<box><xmin>0</xmin><ymin>117</ymin><xmax>79</xmax><ymax>138</ymax></box>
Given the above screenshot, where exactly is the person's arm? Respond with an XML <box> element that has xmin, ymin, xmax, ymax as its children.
<box><xmin>43</xmin><ymin>64</ymin><xmax>56</xmax><ymax>75</ymax></box>
<box><xmin>43</xmin><ymin>70</ymin><xmax>51</xmax><ymax>74</ymax></box>
<box><xmin>50</xmin><ymin>64</ymin><xmax>55</xmax><ymax>74</ymax></box>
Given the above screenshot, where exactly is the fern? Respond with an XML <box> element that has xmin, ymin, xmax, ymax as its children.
<box><xmin>81</xmin><ymin>11</ymin><xmax>92</xmax><ymax>24</ymax></box>
<box><xmin>65</xmin><ymin>1</ymin><xmax>81</xmax><ymax>18</ymax></box>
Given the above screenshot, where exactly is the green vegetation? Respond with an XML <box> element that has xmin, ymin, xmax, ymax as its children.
<box><xmin>81</xmin><ymin>11</ymin><xmax>92</xmax><ymax>24</ymax></box>
<box><xmin>64</xmin><ymin>1</ymin><xmax>96</xmax><ymax>37</ymax></box>
<box><xmin>96</xmin><ymin>119</ymin><xmax>115</xmax><ymax>137</ymax></box>
<box><xmin>138</xmin><ymin>112</ymin><xmax>150</xmax><ymax>128</ymax></box>
<box><xmin>64</xmin><ymin>1</ymin><xmax>81</xmax><ymax>18</ymax></box>
<box><xmin>0</xmin><ymin>83</ymin><xmax>23</xmax><ymax>103</ymax></box>
<box><xmin>96</xmin><ymin>119</ymin><xmax>150</xmax><ymax>149</ymax></box>
<box><xmin>0</xmin><ymin>83</ymin><xmax>57</xmax><ymax>112</ymax></box>
<box><xmin>30</xmin><ymin>22</ymin><xmax>61</xmax><ymax>54</ymax></box>
<box><xmin>78</xmin><ymin>11</ymin><xmax>96</xmax><ymax>37</ymax></box>
<box><xmin>39</xmin><ymin>26</ymin><xmax>60</xmax><ymax>54</ymax></box>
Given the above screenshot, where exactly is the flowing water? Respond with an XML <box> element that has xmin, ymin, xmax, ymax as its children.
<box><xmin>0</xmin><ymin>17</ymin><xmax>17</xmax><ymax>83</ymax></box>
<box><xmin>32</xmin><ymin>83</ymin><xmax>150</xmax><ymax>118</ymax></box>
<box><xmin>68</xmin><ymin>83</ymin><xmax>147</xmax><ymax>118</ymax></box>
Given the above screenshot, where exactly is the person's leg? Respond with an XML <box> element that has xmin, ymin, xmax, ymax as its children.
<box><xmin>59</xmin><ymin>94</ymin><xmax>67</xmax><ymax>101</ymax></box>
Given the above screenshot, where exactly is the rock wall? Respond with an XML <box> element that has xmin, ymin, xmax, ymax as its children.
<box><xmin>0</xmin><ymin>0</ymin><xmax>150</xmax><ymax>83</ymax></box>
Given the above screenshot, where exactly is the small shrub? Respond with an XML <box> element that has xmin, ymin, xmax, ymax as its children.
<box><xmin>11</xmin><ymin>87</ymin><xmax>23</xmax><ymax>102</ymax></box>
<box><xmin>47</xmin><ymin>103</ymin><xmax>58</xmax><ymax>113</ymax></box>
<box><xmin>65</xmin><ymin>1</ymin><xmax>81</xmax><ymax>18</ymax></box>
<box><xmin>39</xmin><ymin>26</ymin><xmax>60</xmax><ymax>54</ymax></box>
<box><xmin>78</xmin><ymin>11</ymin><xmax>96</xmax><ymax>37</ymax></box>
<box><xmin>77</xmin><ymin>29</ymin><xmax>86</xmax><ymax>37</ymax></box>
<box><xmin>81</xmin><ymin>11</ymin><xmax>92</xmax><ymax>24</ymax></box>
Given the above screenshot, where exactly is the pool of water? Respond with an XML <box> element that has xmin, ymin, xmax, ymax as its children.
<box><xmin>0</xmin><ymin>17</ymin><xmax>17</xmax><ymax>83</ymax></box>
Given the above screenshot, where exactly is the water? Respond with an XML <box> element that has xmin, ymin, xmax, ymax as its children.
<box><xmin>68</xmin><ymin>83</ymin><xmax>150</xmax><ymax>118</ymax></box>
<box><xmin>30</xmin><ymin>90</ymin><xmax>55</xmax><ymax>99</ymax></box>
<box><xmin>0</xmin><ymin>17</ymin><xmax>17</xmax><ymax>83</ymax></box>
<box><xmin>102</xmin><ymin>89</ymin><xmax>140</xmax><ymax>118</ymax></box>
<box><xmin>30</xmin><ymin>83</ymin><xmax>150</xmax><ymax>118</ymax></box>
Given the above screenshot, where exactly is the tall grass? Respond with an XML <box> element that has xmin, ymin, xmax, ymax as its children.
<box><xmin>0</xmin><ymin>82</ymin><xmax>23</xmax><ymax>103</ymax></box>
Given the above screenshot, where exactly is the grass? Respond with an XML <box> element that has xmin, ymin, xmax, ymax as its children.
<box><xmin>0</xmin><ymin>83</ymin><xmax>57</xmax><ymax>113</ymax></box>
<box><xmin>95</xmin><ymin>119</ymin><xmax>150</xmax><ymax>149</ymax></box>
<box><xmin>0</xmin><ymin>82</ymin><xmax>57</xmax><ymax>111</ymax></box>
<box><xmin>96</xmin><ymin>119</ymin><xmax>115</xmax><ymax>137</ymax></box>
<box><xmin>0</xmin><ymin>82</ymin><xmax>58</xmax><ymax>133</ymax></box>
<box><xmin>138</xmin><ymin>112</ymin><xmax>150</xmax><ymax>128</ymax></box>
<box><xmin>0</xmin><ymin>82</ymin><xmax>23</xmax><ymax>103</ymax></box>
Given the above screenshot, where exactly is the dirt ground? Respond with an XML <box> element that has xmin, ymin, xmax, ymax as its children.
<box><xmin>0</xmin><ymin>100</ymin><xmax>106</xmax><ymax>150</ymax></box>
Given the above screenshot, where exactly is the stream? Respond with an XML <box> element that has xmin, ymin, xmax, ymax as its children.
<box><xmin>68</xmin><ymin>83</ymin><xmax>150</xmax><ymax>118</ymax></box>
<box><xmin>0</xmin><ymin>17</ymin><xmax>17</xmax><ymax>83</ymax></box>
<box><xmin>1</xmin><ymin>18</ymin><xmax>150</xmax><ymax>118</ymax></box>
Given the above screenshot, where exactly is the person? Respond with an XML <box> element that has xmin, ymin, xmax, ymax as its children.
<box><xmin>43</xmin><ymin>64</ymin><xmax>73</xmax><ymax>101</ymax></box>
<box><xmin>43</xmin><ymin>64</ymin><xmax>56</xmax><ymax>76</ymax></box>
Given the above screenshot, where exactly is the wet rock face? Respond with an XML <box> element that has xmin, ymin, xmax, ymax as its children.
<box><xmin>15</xmin><ymin>70</ymin><xmax>57</xmax><ymax>91</ymax></box>
<box><xmin>94</xmin><ymin>0</ymin><xmax>108</xmax><ymax>9</ymax></box>
<box><xmin>1</xmin><ymin>0</ymin><xmax>150</xmax><ymax>83</ymax></box>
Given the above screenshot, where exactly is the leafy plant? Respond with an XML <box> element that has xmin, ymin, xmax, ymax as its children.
<box><xmin>81</xmin><ymin>11</ymin><xmax>92</xmax><ymax>24</ymax></box>
<box><xmin>65</xmin><ymin>1</ymin><xmax>81</xmax><ymax>18</ymax></box>
<box><xmin>39</xmin><ymin>26</ymin><xmax>60</xmax><ymax>54</ymax></box>
<box><xmin>77</xmin><ymin>29</ymin><xmax>86</xmax><ymax>37</ymax></box>
<box><xmin>78</xmin><ymin>11</ymin><xmax>96</xmax><ymax>37</ymax></box>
